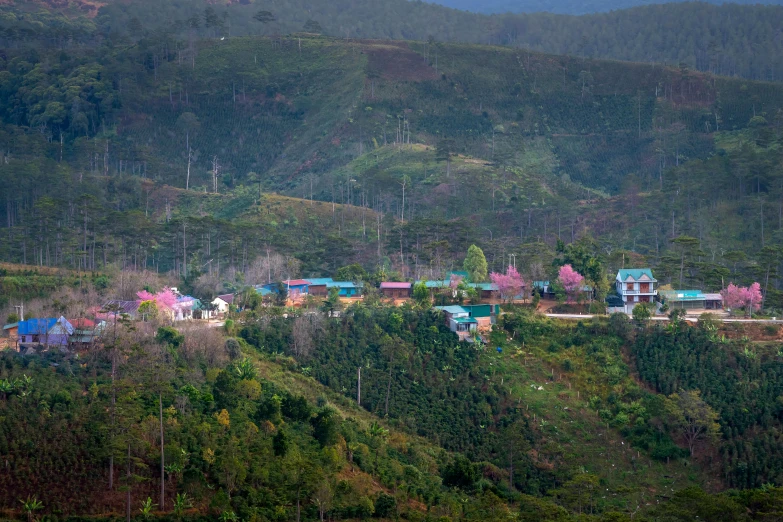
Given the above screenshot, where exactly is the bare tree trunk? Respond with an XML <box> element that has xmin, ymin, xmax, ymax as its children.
<box><xmin>126</xmin><ymin>442</ymin><xmax>132</xmax><ymax>522</ymax></box>
<box><xmin>159</xmin><ymin>392</ymin><xmax>165</xmax><ymax>511</ymax></box>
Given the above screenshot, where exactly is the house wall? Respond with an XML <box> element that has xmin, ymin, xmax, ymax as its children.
<box><xmin>309</xmin><ymin>285</ymin><xmax>328</xmax><ymax>297</ymax></box>
<box><xmin>382</xmin><ymin>288</ymin><xmax>410</xmax><ymax>298</ymax></box>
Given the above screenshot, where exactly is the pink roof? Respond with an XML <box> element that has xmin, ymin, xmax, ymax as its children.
<box><xmin>284</xmin><ymin>279</ymin><xmax>311</xmax><ymax>286</ymax></box>
<box><xmin>380</xmin><ymin>282</ymin><xmax>412</xmax><ymax>289</ymax></box>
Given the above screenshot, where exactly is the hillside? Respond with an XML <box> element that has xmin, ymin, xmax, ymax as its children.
<box><xmin>4</xmin><ymin>0</ymin><xmax>783</xmax><ymax>81</ymax></box>
<box><xmin>428</xmin><ymin>0</ymin><xmax>783</xmax><ymax>15</ymax></box>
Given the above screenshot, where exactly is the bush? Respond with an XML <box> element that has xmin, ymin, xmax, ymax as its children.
<box><xmin>373</xmin><ymin>493</ymin><xmax>396</xmax><ymax>518</ymax></box>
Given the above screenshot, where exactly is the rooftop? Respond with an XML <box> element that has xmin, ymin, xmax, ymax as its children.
<box><xmin>216</xmin><ymin>294</ymin><xmax>235</xmax><ymax>304</ymax></box>
<box><xmin>453</xmin><ymin>317</ymin><xmax>478</xmax><ymax>323</ymax></box>
<box><xmin>659</xmin><ymin>289</ymin><xmax>706</xmax><ymax>301</ymax></box>
<box><xmin>435</xmin><ymin>305</ymin><xmax>468</xmax><ymax>315</ymax></box>
<box><xmin>306</xmin><ymin>278</ymin><xmax>334</xmax><ymax>285</ymax></box>
<box><xmin>284</xmin><ymin>279</ymin><xmax>311</xmax><ymax>287</ymax></box>
<box><xmin>380</xmin><ymin>282</ymin><xmax>412</xmax><ymax>289</ymax></box>
<box><xmin>327</xmin><ymin>281</ymin><xmax>363</xmax><ymax>288</ymax></box>
<box><xmin>617</xmin><ymin>268</ymin><xmax>656</xmax><ymax>282</ymax></box>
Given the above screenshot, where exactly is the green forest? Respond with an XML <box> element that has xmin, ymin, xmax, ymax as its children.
<box><xmin>4</xmin><ymin>1</ymin><xmax>783</xmax><ymax>519</ymax></box>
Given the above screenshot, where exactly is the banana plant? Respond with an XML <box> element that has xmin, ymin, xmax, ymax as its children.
<box><xmin>139</xmin><ymin>497</ymin><xmax>157</xmax><ymax>520</ymax></box>
<box><xmin>173</xmin><ymin>493</ymin><xmax>191</xmax><ymax>519</ymax></box>
<box><xmin>20</xmin><ymin>496</ymin><xmax>43</xmax><ymax>522</ymax></box>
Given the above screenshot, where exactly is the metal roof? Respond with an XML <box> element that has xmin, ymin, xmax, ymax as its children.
<box><xmin>380</xmin><ymin>282</ymin><xmax>411</xmax><ymax>289</ymax></box>
<box><xmin>216</xmin><ymin>294</ymin><xmax>235</xmax><ymax>304</ymax></box>
<box><xmin>327</xmin><ymin>281</ymin><xmax>363</xmax><ymax>288</ymax></box>
<box><xmin>453</xmin><ymin>317</ymin><xmax>478</xmax><ymax>323</ymax></box>
<box><xmin>18</xmin><ymin>318</ymin><xmax>58</xmax><ymax>335</ymax></box>
<box><xmin>306</xmin><ymin>278</ymin><xmax>334</xmax><ymax>285</ymax></box>
<box><xmin>659</xmin><ymin>289</ymin><xmax>705</xmax><ymax>302</ymax></box>
<box><xmin>418</xmin><ymin>280</ymin><xmax>450</xmax><ymax>288</ymax></box>
<box><xmin>470</xmin><ymin>283</ymin><xmax>499</xmax><ymax>291</ymax></box>
<box><xmin>435</xmin><ymin>305</ymin><xmax>468</xmax><ymax>315</ymax></box>
<box><xmin>704</xmin><ymin>293</ymin><xmax>723</xmax><ymax>301</ymax></box>
<box><xmin>284</xmin><ymin>279</ymin><xmax>311</xmax><ymax>286</ymax></box>
<box><xmin>102</xmin><ymin>300</ymin><xmax>140</xmax><ymax>315</ymax></box>
<box><xmin>3</xmin><ymin>322</ymin><xmax>18</xmax><ymax>330</ymax></box>
<box><xmin>617</xmin><ymin>269</ymin><xmax>656</xmax><ymax>282</ymax></box>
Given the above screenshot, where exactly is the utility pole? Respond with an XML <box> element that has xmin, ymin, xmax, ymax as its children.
<box><xmin>357</xmin><ymin>367</ymin><xmax>361</xmax><ymax>405</ymax></box>
<box><xmin>14</xmin><ymin>303</ymin><xmax>24</xmax><ymax>321</ymax></box>
<box><xmin>509</xmin><ymin>254</ymin><xmax>516</xmax><ymax>270</ymax></box>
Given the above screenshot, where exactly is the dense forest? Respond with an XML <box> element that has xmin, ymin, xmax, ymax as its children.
<box><xmin>4</xmin><ymin>0</ymin><xmax>783</xmax><ymax>80</ymax></box>
<box><xmin>429</xmin><ymin>0</ymin><xmax>783</xmax><ymax>15</ymax></box>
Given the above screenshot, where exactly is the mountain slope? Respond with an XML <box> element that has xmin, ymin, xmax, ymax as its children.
<box><xmin>428</xmin><ymin>0</ymin><xmax>783</xmax><ymax>15</ymax></box>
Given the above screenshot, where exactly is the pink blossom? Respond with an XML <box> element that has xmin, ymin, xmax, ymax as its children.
<box><xmin>558</xmin><ymin>264</ymin><xmax>584</xmax><ymax>304</ymax></box>
<box><xmin>136</xmin><ymin>288</ymin><xmax>177</xmax><ymax>310</ymax></box>
<box><xmin>490</xmin><ymin>265</ymin><xmax>525</xmax><ymax>302</ymax></box>
<box><xmin>721</xmin><ymin>282</ymin><xmax>762</xmax><ymax>316</ymax></box>
<box><xmin>449</xmin><ymin>274</ymin><xmax>464</xmax><ymax>290</ymax></box>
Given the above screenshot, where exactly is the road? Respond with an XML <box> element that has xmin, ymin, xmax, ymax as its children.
<box><xmin>544</xmin><ymin>313</ymin><xmax>783</xmax><ymax>324</ymax></box>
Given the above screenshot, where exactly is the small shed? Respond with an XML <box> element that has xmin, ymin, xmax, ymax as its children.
<box><xmin>434</xmin><ymin>306</ymin><xmax>478</xmax><ymax>336</ymax></box>
<box><xmin>380</xmin><ymin>282</ymin><xmax>412</xmax><ymax>299</ymax></box>
<box><xmin>18</xmin><ymin>318</ymin><xmax>58</xmax><ymax>345</ymax></box>
<box><xmin>2</xmin><ymin>322</ymin><xmax>19</xmax><ymax>341</ymax></box>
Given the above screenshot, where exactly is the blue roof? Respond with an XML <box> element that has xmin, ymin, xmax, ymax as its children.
<box><xmin>306</xmin><ymin>278</ymin><xmax>334</xmax><ymax>285</ymax></box>
<box><xmin>18</xmin><ymin>318</ymin><xmax>58</xmax><ymax>336</ymax></box>
<box><xmin>254</xmin><ymin>286</ymin><xmax>272</xmax><ymax>296</ymax></box>
<box><xmin>453</xmin><ymin>317</ymin><xmax>478</xmax><ymax>323</ymax></box>
<box><xmin>617</xmin><ymin>269</ymin><xmax>656</xmax><ymax>282</ymax></box>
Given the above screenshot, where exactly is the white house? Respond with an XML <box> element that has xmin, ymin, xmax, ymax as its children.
<box><xmin>615</xmin><ymin>269</ymin><xmax>657</xmax><ymax>313</ymax></box>
<box><xmin>211</xmin><ymin>294</ymin><xmax>235</xmax><ymax>314</ymax></box>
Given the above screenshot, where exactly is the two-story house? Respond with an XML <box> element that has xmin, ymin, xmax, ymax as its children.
<box><xmin>615</xmin><ymin>269</ymin><xmax>657</xmax><ymax>313</ymax></box>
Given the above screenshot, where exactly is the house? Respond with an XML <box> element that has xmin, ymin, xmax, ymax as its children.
<box><xmin>173</xmin><ymin>294</ymin><xmax>201</xmax><ymax>321</ymax></box>
<box><xmin>615</xmin><ymin>269</ymin><xmax>658</xmax><ymax>313</ymax></box>
<box><xmin>97</xmin><ymin>300</ymin><xmax>140</xmax><ymax>321</ymax></box>
<box><xmin>212</xmin><ymin>294</ymin><xmax>235</xmax><ymax>314</ymax></box>
<box><xmin>327</xmin><ymin>281</ymin><xmax>363</xmax><ymax>297</ymax></box>
<box><xmin>69</xmin><ymin>319</ymin><xmax>105</xmax><ymax>348</ymax></box>
<box><xmin>2</xmin><ymin>322</ymin><xmax>19</xmax><ymax>350</ymax></box>
<box><xmin>533</xmin><ymin>281</ymin><xmax>556</xmax><ymax>299</ymax></box>
<box><xmin>434</xmin><ymin>305</ymin><xmax>478</xmax><ymax>338</ymax></box>
<box><xmin>261</xmin><ymin>280</ymin><xmax>311</xmax><ymax>300</ymax></box>
<box><xmin>658</xmin><ymin>290</ymin><xmax>723</xmax><ymax>311</ymax></box>
<box><xmin>305</xmin><ymin>278</ymin><xmax>334</xmax><ymax>297</ymax></box>
<box><xmin>460</xmin><ymin>304</ymin><xmax>498</xmax><ymax>329</ymax></box>
<box><xmin>380</xmin><ymin>282</ymin><xmax>412</xmax><ymax>299</ymax></box>
<box><xmin>17</xmin><ymin>317</ymin><xmax>73</xmax><ymax>347</ymax></box>
<box><xmin>470</xmin><ymin>283</ymin><xmax>500</xmax><ymax>300</ymax></box>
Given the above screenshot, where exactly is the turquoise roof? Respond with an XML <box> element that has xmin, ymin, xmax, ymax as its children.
<box><xmin>327</xmin><ymin>281</ymin><xmax>362</xmax><ymax>288</ymax></box>
<box><xmin>617</xmin><ymin>269</ymin><xmax>656</xmax><ymax>282</ymax></box>
<box><xmin>470</xmin><ymin>283</ymin><xmax>499</xmax><ymax>291</ymax></box>
<box><xmin>453</xmin><ymin>317</ymin><xmax>478</xmax><ymax>323</ymax></box>
<box><xmin>659</xmin><ymin>290</ymin><xmax>705</xmax><ymax>302</ymax></box>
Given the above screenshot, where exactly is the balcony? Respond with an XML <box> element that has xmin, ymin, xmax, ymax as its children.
<box><xmin>619</xmin><ymin>289</ymin><xmax>656</xmax><ymax>296</ymax></box>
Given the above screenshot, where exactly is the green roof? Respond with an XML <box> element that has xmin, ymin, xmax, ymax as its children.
<box><xmin>462</xmin><ymin>304</ymin><xmax>491</xmax><ymax>318</ymax></box>
<box><xmin>453</xmin><ymin>317</ymin><xmax>478</xmax><ymax>324</ymax></box>
<box><xmin>617</xmin><ymin>269</ymin><xmax>656</xmax><ymax>282</ymax></box>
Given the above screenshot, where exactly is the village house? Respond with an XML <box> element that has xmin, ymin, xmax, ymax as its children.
<box><xmin>615</xmin><ymin>269</ymin><xmax>658</xmax><ymax>313</ymax></box>
<box><xmin>305</xmin><ymin>278</ymin><xmax>334</xmax><ymax>297</ymax></box>
<box><xmin>380</xmin><ymin>282</ymin><xmax>412</xmax><ymax>299</ymax></box>
<box><xmin>211</xmin><ymin>294</ymin><xmax>235</xmax><ymax>314</ymax></box>
<box><xmin>658</xmin><ymin>290</ymin><xmax>723</xmax><ymax>311</ymax></box>
<box><xmin>327</xmin><ymin>281</ymin><xmax>363</xmax><ymax>297</ymax></box>
<box><xmin>435</xmin><ymin>305</ymin><xmax>478</xmax><ymax>339</ymax></box>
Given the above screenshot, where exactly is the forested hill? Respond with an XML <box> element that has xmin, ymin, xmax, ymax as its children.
<box><xmin>4</xmin><ymin>0</ymin><xmax>783</xmax><ymax>81</ymax></box>
<box><xmin>429</xmin><ymin>0</ymin><xmax>783</xmax><ymax>15</ymax></box>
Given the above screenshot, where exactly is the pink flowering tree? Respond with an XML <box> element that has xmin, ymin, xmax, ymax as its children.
<box><xmin>558</xmin><ymin>264</ymin><xmax>585</xmax><ymax>304</ymax></box>
<box><xmin>490</xmin><ymin>265</ymin><xmax>525</xmax><ymax>302</ymax></box>
<box><xmin>137</xmin><ymin>288</ymin><xmax>177</xmax><ymax>310</ymax></box>
<box><xmin>722</xmin><ymin>282</ymin><xmax>762</xmax><ymax>317</ymax></box>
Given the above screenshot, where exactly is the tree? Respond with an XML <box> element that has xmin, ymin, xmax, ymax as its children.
<box><xmin>303</xmin><ymin>20</ymin><xmax>322</xmax><ymax>34</ymax></box>
<box><xmin>412</xmin><ymin>281</ymin><xmax>431</xmax><ymax>307</ymax></box>
<box><xmin>253</xmin><ymin>10</ymin><xmax>276</xmax><ymax>34</ymax></box>
<box><xmin>670</xmin><ymin>236</ymin><xmax>702</xmax><ymax>286</ymax></box>
<box><xmin>490</xmin><ymin>265</ymin><xmax>525</xmax><ymax>302</ymax></box>
<box><xmin>435</xmin><ymin>138</ymin><xmax>457</xmax><ymax>177</ymax></box>
<box><xmin>336</xmin><ymin>263</ymin><xmax>368</xmax><ymax>282</ymax></box>
<box><xmin>20</xmin><ymin>496</ymin><xmax>43</xmax><ymax>522</ymax></box>
<box><xmin>463</xmin><ymin>245</ymin><xmax>488</xmax><ymax>283</ymax></box>
<box><xmin>557</xmin><ymin>264</ymin><xmax>584</xmax><ymax>304</ymax></box>
<box><xmin>722</xmin><ymin>282</ymin><xmax>763</xmax><ymax>317</ymax></box>
<box><xmin>632</xmin><ymin>302</ymin><xmax>652</xmax><ymax>323</ymax></box>
<box><xmin>665</xmin><ymin>389</ymin><xmax>721</xmax><ymax>457</ymax></box>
